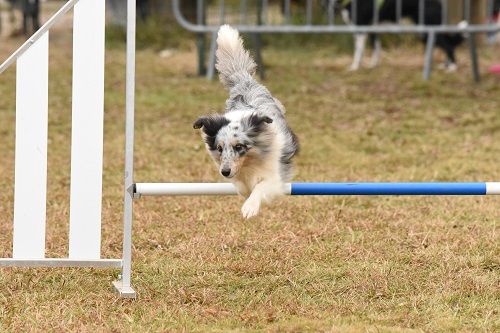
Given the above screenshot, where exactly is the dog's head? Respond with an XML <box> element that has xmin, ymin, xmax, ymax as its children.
<box><xmin>193</xmin><ymin>113</ymin><xmax>273</xmax><ymax>179</ymax></box>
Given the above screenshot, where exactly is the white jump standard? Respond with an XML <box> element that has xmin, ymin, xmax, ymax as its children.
<box><xmin>0</xmin><ymin>0</ymin><xmax>135</xmax><ymax>298</ymax></box>
<box><xmin>1</xmin><ymin>0</ymin><xmax>499</xmax><ymax>299</ymax></box>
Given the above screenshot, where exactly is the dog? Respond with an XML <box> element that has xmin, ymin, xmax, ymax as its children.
<box><xmin>337</xmin><ymin>0</ymin><xmax>465</xmax><ymax>71</ymax></box>
<box><xmin>193</xmin><ymin>25</ymin><xmax>299</xmax><ymax>219</ymax></box>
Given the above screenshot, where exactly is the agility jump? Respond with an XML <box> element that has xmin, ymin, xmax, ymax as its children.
<box><xmin>135</xmin><ymin>182</ymin><xmax>500</xmax><ymax>196</ymax></box>
<box><xmin>0</xmin><ymin>0</ymin><xmax>498</xmax><ymax>299</ymax></box>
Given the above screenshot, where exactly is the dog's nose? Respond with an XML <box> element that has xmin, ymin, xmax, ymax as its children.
<box><xmin>221</xmin><ymin>169</ymin><xmax>231</xmax><ymax>177</ymax></box>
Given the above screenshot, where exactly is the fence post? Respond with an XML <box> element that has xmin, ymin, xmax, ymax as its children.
<box><xmin>468</xmin><ymin>33</ymin><xmax>480</xmax><ymax>82</ymax></box>
<box><xmin>206</xmin><ymin>30</ymin><xmax>218</xmax><ymax>80</ymax></box>
<box><xmin>254</xmin><ymin>0</ymin><xmax>265</xmax><ymax>80</ymax></box>
<box><xmin>423</xmin><ymin>31</ymin><xmax>435</xmax><ymax>80</ymax></box>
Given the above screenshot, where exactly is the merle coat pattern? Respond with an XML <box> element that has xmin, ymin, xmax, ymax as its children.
<box><xmin>194</xmin><ymin>25</ymin><xmax>299</xmax><ymax>219</ymax></box>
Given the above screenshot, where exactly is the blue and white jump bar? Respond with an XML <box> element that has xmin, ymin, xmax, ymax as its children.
<box><xmin>135</xmin><ymin>182</ymin><xmax>500</xmax><ymax>196</ymax></box>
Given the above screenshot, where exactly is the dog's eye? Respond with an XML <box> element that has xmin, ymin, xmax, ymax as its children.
<box><xmin>217</xmin><ymin>145</ymin><xmax>223</xmax><ymax>153</ymax></box>
<box><xmin>234</xmin><ymin>144</ymin><xmax>245</xmax><ymax>151</ymax></box>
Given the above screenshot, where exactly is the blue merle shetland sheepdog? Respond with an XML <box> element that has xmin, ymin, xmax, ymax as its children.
<box><xmin>193</xmin><ymin>25</ymin><xmax>299</xmax><ymax>219</ymax></box>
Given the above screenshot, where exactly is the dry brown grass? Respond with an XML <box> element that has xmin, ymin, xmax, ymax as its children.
<box><xmin>0</xmin><ymin>11</ymin><xmax>499</xmax><ymax>332</ymax></box>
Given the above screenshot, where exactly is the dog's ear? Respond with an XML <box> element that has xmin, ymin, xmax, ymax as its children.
<box><xmin>193</xmin><ymin>115</ymin><xmax>230</xmax><ymax>136</ymax></box>
<box><xmin>242</xmin><ymin>114</ymin><xmax>273</xmax><ymax>140</ymax></box>
<box><xmin>248</xmin><ymin>114</ymin><xmax>273</xmax><ymax>128</ymax></box>
<box><xmin>192</xmin><ymin>117</ymin><xmax>206</xmax><ymax>129</ymax></box>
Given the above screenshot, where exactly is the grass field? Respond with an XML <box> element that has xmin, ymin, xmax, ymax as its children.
<box><xmin>0</xmin><ymin>13</ymin><xmax>500</xmax><ymax>332</ymax></box>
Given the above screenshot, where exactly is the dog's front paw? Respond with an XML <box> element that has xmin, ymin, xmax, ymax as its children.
<box><xmin>241</xmin><ymin>197</ymin><xmax>261</xmax><ymax>219</ymax></box>
<box><xmin>437</xmin><ymin>62</ymin><xmax>448</xmax><ymax>70</ymax></box>
<box><xmin>446</xmin><ymin>63</ymin><xmax>458</xmax><ymax>72</ymax></box>
<box><xmin>368</xmin><ymin>58</ymin><xmax>380</xmax><ymax>69</ymax></box>
<box><xmin>348</xmin><ymin>64</ymin><xmax>360</xmax><ymax>72</ymax></box>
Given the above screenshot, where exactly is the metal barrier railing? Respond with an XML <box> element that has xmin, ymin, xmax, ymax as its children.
<box><xmin>172</xmin><ymin>0</ymin><xmax>500</xmax><ymax>81</ymax></box>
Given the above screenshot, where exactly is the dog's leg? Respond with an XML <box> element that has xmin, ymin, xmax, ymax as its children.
<box><xmin>33</xmin><ymin>1</ymin><xmax>40</xmax><ymax>32</ymax></box>
<box><xmin>241</xmin><ymin>179</ymin><xmax>283</xmax><ymax>219</ymax></box>
<box><xmin>22</xmin><ymin>11</ymin><xmax>28</xmax><ymax>35</ymax></box>
<box><xmin>350</xmin><ymin>33</ymin><xmax>367</xmax><ymax>71</ymax></box>
<box><xmin>438</xmin><ymin>38</ymin><xmax>458</xmax><ymax>72</ymax></box>
<box><xmin>368</xmin><ymin>35</ymin><xmax>382</xmax><ymax>68</ymax></box>
<box><xmin>233</xmin><ymin>180</ymin><xmax>251</xmax><ymax>198</ymax></box>
<box><xmin>445</xmin><ymin>49</ymin><xmax>458</xmax><ymax>73</ymax></box>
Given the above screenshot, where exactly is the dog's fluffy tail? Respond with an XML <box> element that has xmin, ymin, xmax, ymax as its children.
<box><xmin>216</xmin><ymin>24</ymin><xmax>256</xmax><ymax>89</ymax></box>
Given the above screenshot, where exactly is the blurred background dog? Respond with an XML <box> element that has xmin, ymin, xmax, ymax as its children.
<box><xmin>336</xmin><ymin>0</ymin><xmax>466</xmax><ymax>71</ymax></box>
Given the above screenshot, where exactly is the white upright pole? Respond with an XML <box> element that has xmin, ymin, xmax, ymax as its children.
<box><xmin>113</xmin><ymin>0</ymin><xmax>137</xmax><ymax>299</ymax></box>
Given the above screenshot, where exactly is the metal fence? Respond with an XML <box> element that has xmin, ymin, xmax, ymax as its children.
<box><xmin>172</xmin><ymin>0</ymin><xmax>500</xmax><ymax>81</ymax></box>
